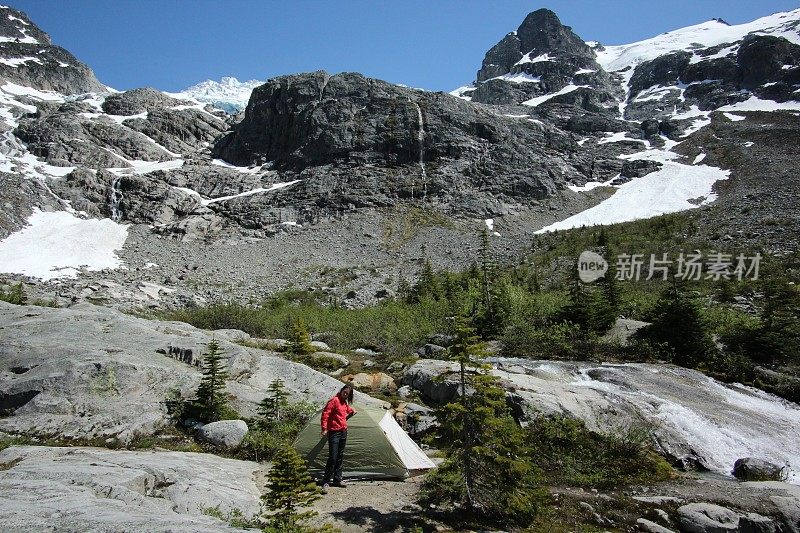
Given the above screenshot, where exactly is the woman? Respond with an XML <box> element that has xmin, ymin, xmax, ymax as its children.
<box><xmin>320</xmin><ymin>383</ymin><xmax>356</xmax><ymax>491</ymax></box>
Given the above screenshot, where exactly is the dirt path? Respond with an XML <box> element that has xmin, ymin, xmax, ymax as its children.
<box><xmin>305</xmin><ymin>477</ymin><xmax>432</xmax><ymax>532</ymax></box>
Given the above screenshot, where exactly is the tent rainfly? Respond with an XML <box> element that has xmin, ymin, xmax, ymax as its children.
<box><xmin>293</xmin><ymin>405</ymin><xmax>436</xmax><ymax>479</ymax></box>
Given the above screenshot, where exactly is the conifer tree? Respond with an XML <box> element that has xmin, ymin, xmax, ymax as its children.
<box><xmin>644</xmin><ymin>282</ymin><xmax>717</xmax><ymax>367</ymax></box>
<box><xmin>288</xmin><ymin>318</ymin><xmax>315</xmax><ymax>356</ymax></box>
<box><xmin>262</xmin><ymin>444</ymin><xmax>322</xmax><ymax>532</ymax></box>
<box><xmin>195</xmin><ymin>339</ymin><xmax>229</xmax><ymax>423</ymax></box>
<box><xmin>412</xmin><ymin>258</ymin><xmax>442</xmax><ymax>302</ymax></box>
<box><xmin>423</xmin><ymin>316</ymin><xmax>540</xmax><ymax>524</ymax></box>
<box><xmin>258</xmin><ymin>378</ymin><xmax>290</xmax><ymax>427</ymax></box>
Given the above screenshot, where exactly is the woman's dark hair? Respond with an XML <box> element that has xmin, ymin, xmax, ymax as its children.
<box><xmin>339</xmin><ymin>384</ymin><xmax>354</xmax><ymax>404</ymax></box>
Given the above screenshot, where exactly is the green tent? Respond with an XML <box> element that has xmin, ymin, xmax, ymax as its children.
<box><xmin>293</xmin><ymin>405</ymin><xmax>435</xmax><ymax>480</ymax></box>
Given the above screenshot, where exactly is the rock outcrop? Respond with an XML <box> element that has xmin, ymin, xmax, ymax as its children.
<box><xmin>0</xmin><ymin>445</ymin><xmax>262</xmax><ymax>531</ymax></box>
<box><xmin>0</xmin><ymin>301</ymin><xmax>384</xmax><ymax>444</ymax></box>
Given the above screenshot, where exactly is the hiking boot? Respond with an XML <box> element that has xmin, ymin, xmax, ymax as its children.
<box><xmin>320</xmin><ymin>483</ymin><xmax>329</xmax><ymax>494</ymax></box>
<box><xmin>332</xmin><ymin>480</ymin><xmax>347</xmax><ymax>488</ymax></box>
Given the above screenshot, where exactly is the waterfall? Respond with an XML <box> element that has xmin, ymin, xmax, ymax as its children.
<box><xmin>488</xmin><ymin>358</ymin><xmax>800</xmax><ymax>484</ymax></box>
<box><xmin>109</xmin><ymin>176</ymin><xmax>123</xmax><ymax>222</ymax></box>
<box><xmin>409</xmin><ymin>99</ymin><xmax>427</xmax><ymax>201</ymax></box>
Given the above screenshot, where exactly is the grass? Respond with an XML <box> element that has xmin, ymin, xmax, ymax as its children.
<box><xmin>161</xmin><ymin>293</ymin><xmax>451</xmax><ymax>359</ymax></box>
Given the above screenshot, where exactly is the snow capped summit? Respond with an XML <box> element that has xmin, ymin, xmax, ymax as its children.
<box><xmin>594</xmin><ymin>8</ymin><xmax>800</xmax><ymax>73</ymax></box>
<box><xmin>176</xmin><ymin>76</ymin><xmax>264</xmax><ymax>114</ymax></box>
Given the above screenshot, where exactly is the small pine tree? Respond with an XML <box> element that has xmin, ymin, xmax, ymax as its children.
<box><xmin>258</xmin><ymin>378</ymin><xmax>290</xmax><ymax>427</ymax></box>
<box><xmin>262</xmin><ymin>444</ymin><xmax>322</xmax><ymax>532</ymax></box>
<box><xmin>288</xmin><ymin>318</ymin><xmax>315</xmax><ymax>356</ymax></box>
<box><xmin>412</xmin><ymin>258</ymin><xmax>442</xmax><ymax>302</ymax></box>
<box><xmin>0</xmin><ymin>282</ymin><xmax>27</xmax><ymax>305</ymax></box>
<box><xmin>195</xmin><ymin>339</ymin><xmax>229</xmax><ymax>423</ymax></box>
<box><xmin>423</xmin><ymin>316</ymin><xmax>541</xmax><ymax>525</ymax></box>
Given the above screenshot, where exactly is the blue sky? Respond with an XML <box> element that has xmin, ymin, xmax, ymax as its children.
<box><xmin>10</xmin><ymin>0</ymin><xmax>800</xmax><ymax>92</ymax></box>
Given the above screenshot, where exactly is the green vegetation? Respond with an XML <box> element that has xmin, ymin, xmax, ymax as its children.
<box><xmin>0</xmin><ymin>282</ymin><xmax>26</xmax><ymax>305</ymax></box>
<box><xmin>288</xmin><ymin>317</ymin><xmax>315</xmax><ymax>356</ymax></box>
<box><xmin>420</xmin><ymin>316</ymin><xmax>544</xmax><ymax>527</ymax></box>
<box><xmin>261</xmin><ymin>444</ymin><xmax>322</xmax><ymax>533</ymax></box>
<box><xmin>201</xmin><ymin>506</ymin><xmax>259</xmax><ymax>529</ymax></box>
<box><xmin>241</xmin><ymin>379</ymin><xmax>316</xmax><ymax>462</ymax></box>
<box><xmin>193</xmin><ymin>339</ymin><xmax>230</xmax><ymax>423</ymax></box>
<box><xmin>524</xmin><ymin>415</ymin><xmax>674</xmax><ymax>489</ymax></box>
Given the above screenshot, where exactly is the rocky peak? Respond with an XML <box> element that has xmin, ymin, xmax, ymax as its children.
<box><xmin>516</xmin><ymin>9</ymin><xmax>594</xmax><ymax>61</ymax></box>
<box><xmin>477</xmin><ymin>8</ymin><xmax>595</xmax><ymax>82</ymax></box>
<box><xmin>0</xmin><ymin>5</ymin><xmax>105</xmax><ymax>94</ymax></box>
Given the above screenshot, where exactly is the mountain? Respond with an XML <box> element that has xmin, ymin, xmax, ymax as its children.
<box><xmin>0</xmin><ymin>5</ymin><xmax>104</xmax><ymax>93</ymax></box>
<box><xmin>176</xmin><ymin>77</ymin><xmax>264</xmax><ymax>114</ymax></box>
<box><xmin>0</xmin><ymin>5</ymin><xmax>797</xmax><ymax>308</ymax></box>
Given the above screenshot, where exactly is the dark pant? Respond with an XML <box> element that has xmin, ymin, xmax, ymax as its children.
<box><xmin>322</xmin><ymin>430</ymin><xmax>346</xmax><ymax>484</ymax></box>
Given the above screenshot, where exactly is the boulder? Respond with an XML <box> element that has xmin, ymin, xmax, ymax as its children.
<box><xmin>416</xmin><ymin>343</ymin><xmax>447</xmax><ymax>358</ymax></box>
<box><xmin>733</xmin><ymin>458</ymin><xmax>785</xmax><ymax>481</ymax></box>
<box><xmin>677</xmin><ymin>503</ymin><xmax>740</xmax><ymax>533</ymax></box>
<box><xmin>343</xmin><ymin>372</ymin><xmax>397</xmax><ymax>392</ymax></box>
<box><xmin>196</xmin><ymin>420</ymin><xmax>248</xmax><ymax>448</ymax></box>
<box><xmin>402</xmin><ymin>360</ymin><xmax>462</xmax><ymax>404</ymax></box>
<box><xmin>386</xmin><ymin>361</ymin><xmax>406</xmax><ymax>373</ymax></box>
<box><xmin>771</xmin><ymin>494</ymin><xmax>800</xmax><ymax>533</ymax></box>
<box><xmin>310</xmin><ymin>340</ymin><xmax>331</xmax><ymax>352</ymax></box>
<box><xmin>621</xmin><ymin>159</ymin><xmax>662</xmax><ymax>179</ymax></box>
<box><xmin>636</xmin><ymin>518</ymin><xmax>676</xmax><ymax>533</ymax></box>
<box><xmin>353</xmin><ymin>348</ymin><xmax>381</xmax><ymax>357</ymax></box>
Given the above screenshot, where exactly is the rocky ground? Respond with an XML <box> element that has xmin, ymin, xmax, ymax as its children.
<box><xmin>2</xmin><ymin>444</ymin><xmax>799</xmax><ymax>532</ymax></box>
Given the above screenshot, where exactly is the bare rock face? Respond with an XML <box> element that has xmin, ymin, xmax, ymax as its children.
<box><xmin>15</xmin><ymin>110</ymin><xmax>175</xmax><ymax>167</ymax></box>
<box><xmin>0</xmin><ymin>446</ymin><xmax>262</xmax><ymax>532</ymax></box>
<box><xmin>101</xmin><ymin>88</ymin><xmax>191</xmax><ymax>116</ymax></box>
<box><xmin>122</xmin><ymin>107</ymin><xmax>228</xmax><ymax>153</ymax></box>
<box><xmin>471</xmin><ymin>9</ymin><xmax>618</xmax><ymax>110</ymax></box>
<box><xmin>212</xmin><ymin>70</ymin><xmax>589</xmax><ymax>217</ymax></box>
<box><xmin>476</xmin><ymin>8</ymin><xmax>595</xmax><ymax>83</ymax></box>
<box><xmin>0</xmin><ymin>6</ymin><xmax>105</xmax><ymax>94</ymax></box>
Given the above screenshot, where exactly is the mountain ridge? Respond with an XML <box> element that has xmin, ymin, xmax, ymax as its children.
<box><xmin>0</xmin><ymin>4</ymin><xmax>796</xmax><ymax>309</ymax></box>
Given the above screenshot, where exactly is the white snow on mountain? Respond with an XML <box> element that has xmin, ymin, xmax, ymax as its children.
<box><xmin>594</xmin><ymin>8</ymin><xmax>800</xmax><ymax>73</ymax></box>
<box><xmin>175</xmin><ymin>77</ymin><xmax>264</xmax><ymax>113</ymax></box>
<box><xmin>536</xmin><ymin>161</ymin><xmax>729</xmax><ymax>234</ymax></box>
<box><xmin>0</xmin><ymin>209</ymin><xmax>128</xmax><ymax>280</ymax></box>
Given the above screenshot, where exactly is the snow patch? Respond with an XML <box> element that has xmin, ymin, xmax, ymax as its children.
<box><xmin>598</xmin><ymin>132</ymin><xmax>647</xmax><ymax>145</ymax></box>
<box><xmin>522</xmin><ymin>85</ymin><xmax>588</xmax><ymax>107</ymax></box>
<box><xmin>515</xmin><ymin>52</ymin><xmax>552</xmax><ymax>65</ymax></box>
<box><xmin>175</xmin><ymin>77</ymin><xmax>264</xmax><ymax>113</ymax></box>
<box><xmin>202</xmin><ymin>180</ymin><xmax>302</xmax><ymax>206</ymax></box>
<box><xmin>595</xmin><ymin>8</ymin><xmax>800</xmax><ymax>74</ymax></box>
<box><xmin>719</xmin><ymin>95</ymin><xmax>800</xmax><ymax>113</ymax></box>
<box><xmin>0</xmin><ymin>56</ymin><xmax>42</xmax><ymax>67</ymax></box>
<box><xmin>537</xmin><ymin>161</ymin><xmax>729</xmax><ymax>233</ymax></box>
<box><xmin>491</xmin><ymin>72</ymin><xmax>542</xmax><ymax>84</ymax></box>
<box><xmin>723</xmin><ymin>112</ymin><xmax>746</xmax><ymax>121</ymax></box>
<box><xmin>0</xmin><ymin>209</ymin><xmax>128</xmax><ymax>280</ymax></box>
<box><xmin>449</xmin><ymin>85</ymin><xmax>474</xmax><ymax>101</ymax></box>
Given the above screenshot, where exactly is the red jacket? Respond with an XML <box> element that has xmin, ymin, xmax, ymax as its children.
<box><xmin>321</xmin><ymin>395</ymin><xmax>354</xmax><ymax>432</ymax></box>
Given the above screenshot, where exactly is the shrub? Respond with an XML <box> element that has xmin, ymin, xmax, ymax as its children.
<box><xmin>524</xmin><ymin>415</ymin><xmax>673</xmax><ymax>489</ymax></box>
